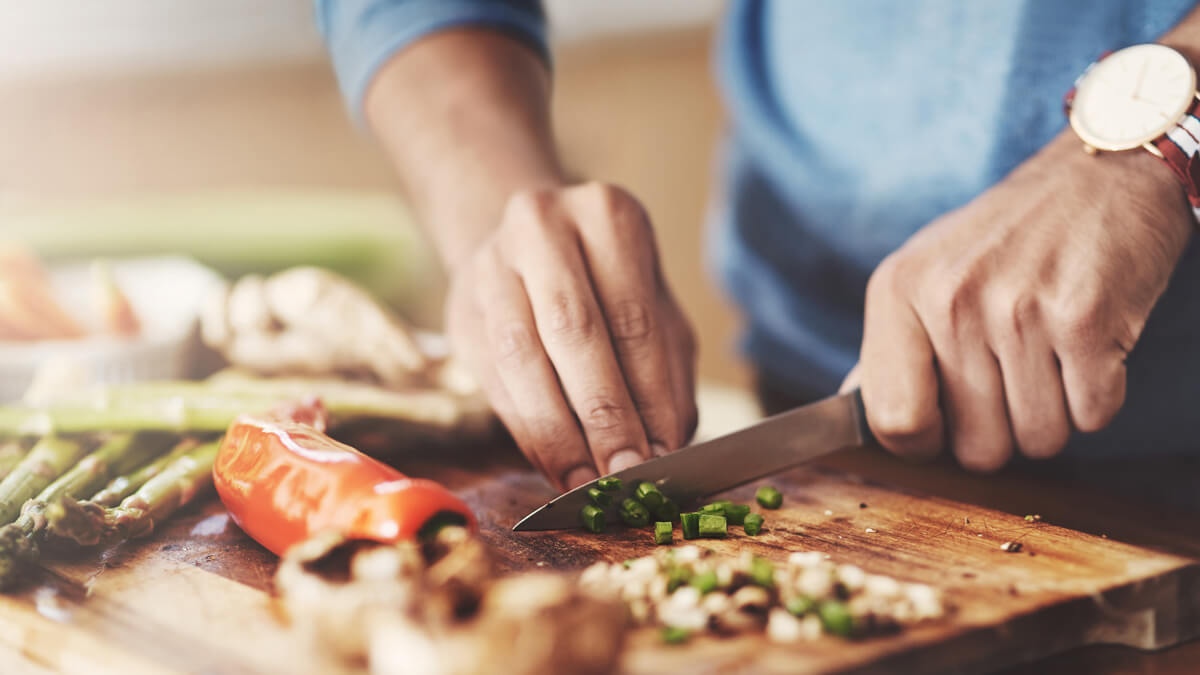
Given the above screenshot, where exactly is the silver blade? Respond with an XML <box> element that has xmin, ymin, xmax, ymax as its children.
<box><xmin>512</xmin><ymin>390</ymin><xmax>870</xmax><ymax>531</ymax></box>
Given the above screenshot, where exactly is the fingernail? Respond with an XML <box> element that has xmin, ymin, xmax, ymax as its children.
<box><xmin>650</xmin><ymin>442</ymin><xmax>669</xmax><ymax>457</ymax></box>
<box><xmin>565</xmin><ymin>465</ymin><xmax>599</xmax><ymax>490</ymax></box>
<box><xmin>607</xmin><ymin>449</ymin><xmax>645</xmax><ymax>473</ymax></box>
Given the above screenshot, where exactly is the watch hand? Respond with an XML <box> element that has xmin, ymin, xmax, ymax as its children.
<box><xmin>1132</xmin><ymin>57</ymin><xmax>1150</xmax><ymax>99</ymax></box>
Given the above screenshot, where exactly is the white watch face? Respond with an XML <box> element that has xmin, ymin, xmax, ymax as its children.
<box><xmin>1070</xmin><ymin>43</ymin><xmax>1196</xmax><ymax>150</ymax></box>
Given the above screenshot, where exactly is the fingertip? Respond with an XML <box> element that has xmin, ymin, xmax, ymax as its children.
<box><xmin>607</xmin><ymin>448</ymin><xmax>645</xmax><ymax>473</ymax></box>
<box><xmin>876</xmin><ymin>422</ymin><xmax>944</xmax><ymax>463</ymax></box>
<box><xmin>866</xmin><ymin>394</ymin><xmax>945</xmax><ymax>462</ymax></box>
<box><xmin>953</xmin><ymin>438</ymin><xmax>1013</xmax><ymax>473</ymax></box>
<box><xmin>564</xmin><ymin>465</ymin><xmax>599</xmax><ymax>490</ymax></box>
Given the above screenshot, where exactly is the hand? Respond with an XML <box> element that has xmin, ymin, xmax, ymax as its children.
<box><xmin>846</xmin><ymin>133</ymin><xmax>1193</xmax><ymax>470</ymax></box>
<box><xmin>446</xmin><ymin>182</ymin><xmax>698</xmax><ymax>489</ymax></box>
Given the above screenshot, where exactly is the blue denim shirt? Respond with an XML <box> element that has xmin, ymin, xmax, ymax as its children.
<box><xmin>318</xmin><ymin>0</ymin><xmax>1200</xmax><ymax>458</ymax></box>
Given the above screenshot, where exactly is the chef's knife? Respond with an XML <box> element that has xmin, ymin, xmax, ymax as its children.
<box><xmin>513</xmin><ymin>389</ymin><xmax>875</xmax><ymax>531</ymax></box>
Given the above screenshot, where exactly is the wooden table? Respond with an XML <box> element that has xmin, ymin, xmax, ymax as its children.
<box><xmin>0</xmin><ymin>436</ymin><xmax>1196</xmax><ymax>674</ymax></box>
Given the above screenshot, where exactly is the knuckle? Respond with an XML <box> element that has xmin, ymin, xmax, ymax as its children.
<box><xmin>609</xmin><ymin>299</ymin><xmax>654</xmax><ymax>341</ymax></box>
<box><xmin>581</xmin><ymin>397</ymin><xmax>630</xmax><ymax>432</ymax></box>
<box><xmin>492</xmin><ymin>319</ymin><xmax>537</xmax><ymax>364</ymax></box>
<box><xmin>1054</xmin><ymin>300</ymin><xmax>1107</xmax><ymax>356</ymax></box>
<box><xmin>505</xmin><ymin>188</ymin><xmax>558</xmax><ymax>225</ymax></box>
<box><xmin>923</xmin><ymin>281</ymin><xmax>976</xmax><ymax>339</ymax></box>
<box><xmin>991</xmin><ymin>291</ymin><xmax>1040</xmax><ymax>346</ymax></box>
<box><xmin>866</xmin><ymin>256</ymin><xmax>905</xmax><ymax>299</ymax></box>
<box><xmin>544</xmin><ymin>291</ymin><xmax>596</xmax><ymax>343</ymax></box>
<box><xmin>584</xmin><ymin>182</ymin><xmax>648</xmax><ymax>235</ymax></box>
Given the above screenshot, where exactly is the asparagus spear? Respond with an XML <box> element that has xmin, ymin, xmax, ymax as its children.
<box><xmin>29</xmin><ymin>433</ymin><xmax>176</xmax><ymax>511</ymax></box>
<box><xmin>6</xmin><ymin>432</ymin><xmax>178</xmax><ymax>535</ymax></box>
<box><xmin>47</xmin><ymin>439</ymin><xmax>220</xmax><ymax>546</ymax></box>
<box><xmin>0</xmin><ymin>379</ymin><xmax>486</xmax><ymax>438</ymax></box>
<box><xmin>0</xmin><ymin>436</ymin><xmax>90</xmax><ymax>526</ymax></box>
<box><xmin>0</xmin><ymin>442</ymin><xmax>27</xmax><ymax>481</ymax></box>
<box><xmin>90</xmin><ymin>437</ymin><xmax>197</xmax><ymax>507</ymax></box>
<box><xmin>0</xmin><ymin>434</ymin><xmax>190</xmax><ymax>590</ymax></box>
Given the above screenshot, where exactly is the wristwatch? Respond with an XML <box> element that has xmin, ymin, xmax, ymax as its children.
<box><xmin>1064</xmin><ymin>43</ymin><xmax>1200</xmax><ymax>218</ymax></box>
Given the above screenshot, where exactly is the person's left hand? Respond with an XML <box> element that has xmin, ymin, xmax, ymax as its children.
<box><xmin>842</xmin><ymin>132</ymin><xmax>1194</xmax><ymax>470</ymax></box>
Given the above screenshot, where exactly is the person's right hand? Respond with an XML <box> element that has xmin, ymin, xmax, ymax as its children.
<box><xmin>446</xmin><ymin>181</ymin><xmax>698</xmax><ymax>490</ymax></box>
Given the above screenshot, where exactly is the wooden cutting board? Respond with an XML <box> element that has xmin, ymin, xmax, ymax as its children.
<box><xmin>0</xmin><ymin>441</ymin><xmax>1197</xmax><ymax>675</ymax></box>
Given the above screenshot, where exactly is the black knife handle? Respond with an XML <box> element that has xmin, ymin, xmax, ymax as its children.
<box><xmin>849</xmin><ymin>388</ymin><xmax>877</xmax><ymax>447</ymax></box>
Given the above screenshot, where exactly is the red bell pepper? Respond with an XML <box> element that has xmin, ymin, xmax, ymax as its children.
<box><xmin>212</xmin><ymin>401</ymin><xmax>476</xmax><ymax>556</ymax></box>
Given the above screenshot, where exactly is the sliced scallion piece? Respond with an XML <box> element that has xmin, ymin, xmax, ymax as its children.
<box><xmin>635</xmin><ymin>481</ymin><xmax>664</xmax><ymax>511</ymax></box>
<box><xmin>756</xmin><ymin>485</ymin><xmax>783</xmax><ymax>509</ymax></box>
<box><xmin>723</xmin><ymin>503</ymin><xmax>751</xmax><ymax>525</ymax></box>
<box><xmin>661</xmin><ymin>626</ymin><xmax>691</xmax><ymax>645</ymax></box>
<box><xmin>786</xmin><ymin>595</ymin><xmax>815</xmax><ymax>616</ymax></box>
<box><xmin>654</xmin><ymin>521</ymin><xmax>673</xmax><ymax>545</ymax></box>
<box><xmin>580</xmin><ymin>504</ymin><xmax>606</xmax><ymax>533</ymax></box>
<box><xmin>654</xmin><ymin>498</ymin><xmax>680</xmax><ymax>522</ymax></box>
<box><xmin>596</xmin><ymin>476</ymin><xmax>623</xmax><ymax>492</ymax></box>
<box><xmin>818</xmin><ymin>600</ymin><xmax>854</xmax><ymax>637</ymax></box>
<box><xmin>750</xmin><ymin>557</ymin><xmax>774</xmax><ymax>588</ymax></box>
<box><xmin>743</xmin><ymin>512</ymin><xmax>765</xmax><ymax>535</ymax></box>
<box><xmin>587</xmin><ymin>486</ymin><xmax>613</xmax><ymax>507</ymax></box>
<box><xmin>698</xmin><ymin>513</ymin><xmax>727</xmax><ymax>538</ymax></box>
<box><xmin>667</xmin><ymin>565</ymin><xmax>691</xmax><ymax>592</ymax></box>
<box><xmin>680</xmin><ymin>512</ymin><xmax>701</xmax><ymax>539</ymax></box>
<box><xmin>699</xmin><ymin>500</ymin><xmax>732</xmax><ymax>515</ymax></box>
<box><xmin>690</xmin><ymin>569</ymin><xmax>718</xmax><ymax>594</ymax></box>
<box><xmin>619</xmin><ymin>497</ymin><xmax>650</xmax><ymax>527</ymax></box>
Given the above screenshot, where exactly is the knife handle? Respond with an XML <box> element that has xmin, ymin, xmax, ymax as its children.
<box><xmin>849</xmin><ymin>388</ymin><xmax>878</xmax><ymax>447</ymax></box>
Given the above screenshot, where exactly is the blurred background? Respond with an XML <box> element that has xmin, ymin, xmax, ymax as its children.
<box><xmin>0</xmin><ymin>0</ymin><xmax>751</xmax><ymax>391</ymax></box>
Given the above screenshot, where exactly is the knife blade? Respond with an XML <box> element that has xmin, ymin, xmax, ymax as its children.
<box><xmin>512</xmin><ymin>389</ymin><xmax>874</xmax><ymax>531</ymax></box>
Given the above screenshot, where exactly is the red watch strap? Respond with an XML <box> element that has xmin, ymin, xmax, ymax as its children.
<box><xmin>1150</xmin><ymin>96</ymin><xmax>1200</xmax><ymax>209</ymax></box>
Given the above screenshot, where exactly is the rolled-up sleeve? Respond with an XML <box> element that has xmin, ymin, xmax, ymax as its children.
<box><xmin>315</xmin><ymin>0</ymin><xmax>549</xmax><ymax>123</ymax></box>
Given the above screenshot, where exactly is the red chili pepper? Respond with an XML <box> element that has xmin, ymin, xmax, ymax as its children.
<box><xmin>213</xmin><ymin>405</ymin><xmax>476</xmax><ymax>556</ymax></box>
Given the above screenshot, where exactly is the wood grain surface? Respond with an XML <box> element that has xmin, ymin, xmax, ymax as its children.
<box><xmin>0</xmin><ymin>440</ymin><xmax>1197</xmax><ymax>675</ymax></box>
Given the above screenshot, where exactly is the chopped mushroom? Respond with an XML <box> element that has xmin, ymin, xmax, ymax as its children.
<box><xmin>275</xmin><ymin>528</ymin><xmax>625</xmax><ymax>675</ymax></box>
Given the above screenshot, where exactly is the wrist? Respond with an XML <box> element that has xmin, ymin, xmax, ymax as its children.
<box><xmin>432</xmin><ymin>170</ymin><xmax>569</xmax><ymax>276</ymax></box>
<box><xmin>1051</xmin><ymin>130</ymin><xmax>1194</xmax><ymax>242</ymax></box>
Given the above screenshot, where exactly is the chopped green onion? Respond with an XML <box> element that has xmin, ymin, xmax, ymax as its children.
<box><xmin>756</xmin><ymin>485</ymin><xmax>783</xmax><ymax>509</ymax></box>
<box><xmin>619</xmin><ymin>497</ymin><xmax>650</xmax><ymax>527</ymax></box>
<box><xmin>723</xmin><ymin>503</ymin><xmax>751</xmax><ymax>525</ymax></box>
<box><xmin>698</xmin><ymin>513</ymin><xmax>727</xmax><ymax>538</ymax></box>
<box><xmin>597</xmin><ymin>476</ymin><xmax>623</xmax><ymax>492</ymax></box>
<box><xmin>750</xmin><ymin>557</ymin><xmax>775</xmax><ymax>588</ymax></box>
<box><xmin>654</xmin><ymin>498</ymin><xmax>681</xmax><ymax>522</ymax></box>
<box><xmin>743</xmin><ymin>513</ymin><xmax>765</xmax><ymax>535</ymax></box>
<box><xmin>654</xmin><ymin>521</ymin><xmax>673</xmax><ymax>545</ymax></box>
<box><xmin>666</xmin><ymin>565</ymin><xmax>692</xmax><ymax>592</ymax></box>
<box><xmin>689</xmin><ymin>569</ymin><xmax>718</xmax><ymax>594</ymax></box>
<box><xmin>818</xmin><ymin>600</ymin><xmax>854</xmax><ymax>637</ymax></box>
<box><xmin>587</xmin><ymin>486</ymin><xmax>613</xmax><ymax>507</ymax></box>
<box><xmin>680</xmin><ymin>512</ymin><xmax>701</xmax><ymax>539</ymax></box>
<box><xmin>622</xmin><ymin>559</ymin><xmax>633</xmax><ymax>569</ymax></box>
<box><xmin>580</xmin><ymin>504</ymin><xmax>606</xmax><ymax>533</ymax></box>
<box><xmin>661</xmin><ymin>626</ymin><xmax>691</xmax><ymax>645</ymax></box>
<box><xmin>786</xmin><ymin>595</ymin><xmax>815</xmax><ymax>616</ymax></box>
<box><xmin>635</xmin><ymin>482</ymin><xmax>664</xmax><ymax>511</ymax></box>
<box><xmin>699</xmin><ymin>500</ymin><xmax>733</xmax><ymax>515</ymax></box>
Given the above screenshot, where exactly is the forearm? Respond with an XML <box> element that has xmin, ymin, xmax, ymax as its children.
<box><xmin>364</xmin><ymin>29</ymin><xmax>566</xmax><ymax>270</ymax></box>
<box><xmin>1160</xmin><ymin>2</ymin><xmax>1200</xmax><ymax>61</ymax></box>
